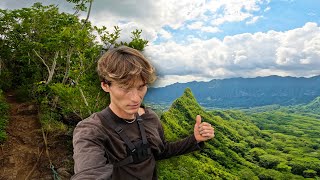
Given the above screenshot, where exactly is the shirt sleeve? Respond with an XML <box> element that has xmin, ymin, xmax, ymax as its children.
<box><xmin>154</xmin><ymin>122</ymin><xmax>204</xmax><ymax>160</ymax></box>
<box><xmin>71</xmin><ymin>121</ymin><xmax>113</xmax><ymax>180</ymax></box>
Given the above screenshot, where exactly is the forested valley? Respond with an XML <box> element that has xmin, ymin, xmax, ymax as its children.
<box><xmin>1</xmin><ymin>3</ymin><xmax>319</xmax><ymax>180</ymax></box>
<box><xmin>156</xmin><ymin>88</ymin><xmax>320</xmax><ymax>179</ymax></box>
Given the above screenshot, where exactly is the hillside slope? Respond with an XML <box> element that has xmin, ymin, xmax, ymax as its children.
<box><xmin>157</xmin><ymin>88</ymin><xmax>320</xmax><ymax>179</ymax></box>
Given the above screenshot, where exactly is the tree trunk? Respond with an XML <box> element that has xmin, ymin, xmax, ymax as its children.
<box><xmin>46</xmin><ymin>51</ymin><xmax>59</xmax><ymax>85</ymax></box>
<box><xmin>62</xmin><ymin>50</ymin><xmax>72</xmax><ymax>84</ymax></box>
<box><xmin>33</xmin><ymin>49</ymin><xmax>59</xmax><ymax>84</ymax></box>
<box><xmin>79</xmin><ymin>87</ymin><xmax>92</xmax><ymax>114</ymax></box>
<box><xmin>82</xmin><ymin>0</ymin><xmax>93</xmax><ymax>28</ymax></box>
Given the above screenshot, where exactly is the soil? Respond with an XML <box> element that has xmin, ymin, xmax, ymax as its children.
<box><xmin>0</xmin><ymin>92</ymin><xmax>73</xmax><ymax>180</ymax></box>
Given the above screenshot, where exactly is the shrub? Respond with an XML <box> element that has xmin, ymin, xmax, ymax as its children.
<box><xmin>0</xmin><ymin>89</ymin><xmax>9</xmax><ymax>143</ymax></box>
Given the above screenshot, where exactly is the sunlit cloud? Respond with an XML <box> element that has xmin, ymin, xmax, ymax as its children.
<box><xmin>145</xmin><ymin>22</ymin><xmax>320</xmax><ymax>87</ymax></box>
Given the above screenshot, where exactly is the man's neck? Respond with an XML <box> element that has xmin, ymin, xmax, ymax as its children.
<box><xmin>108</xmin><ymin>104</ymin><xmax>135</xmax><ymax>119</ymax></box>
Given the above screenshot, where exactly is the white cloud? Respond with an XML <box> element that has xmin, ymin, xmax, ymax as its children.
<box><xmin>84</xmin><ymin>0</ymin><xmax>270</xmax><ymax>42</ymax></box>
<box><xmin>90</xmin><ymin>0</ymin><xmax>207</xmax><ymax>30</ymax></box>
<box><xmin>264</xmin><ymin>6</ymin><xmax>271</xmax><ymax>12</ymax></box>
<box><xmin>145</xmin><ymin>22</ymin><xmax>320</xmax><ymax>86</ymax></box>
<box><xmin>246</xmin><ymin>16</ymin><xmax>263</xmax><ymax>24</ymax></box>
<box><xmin>187</xmin><ymin>21</ymin><xmax>220</xmax><ymax>33</ymax></box>
<box><xmin>248</xmin><ymin>68</ymin><xmax>292</xmax><ymax>77</ymax></box>
<box><xmin>158</xmin><ymin>29</ymin><xmax>172</xmax><ymax>40</ymax></box>
<box><xmin>0</xmin><ymin>0</ymin><xmax>74</xmax><ymax>13</ymax></box>
<box><xmin>207</xmin><ymin>0</ymin><xmax>268</xmax><ymax>26</ymax></box>
<box><xmin>187</xmin><ymin>22</ymin><xmax>204</xmax><ymax>30</ymax></box>
<box><xmin>276</xmin><ymin>47</ymin><xmax>298</xmax><ymax>65</ymax></box>
<box><xmin>117</xmin><ymin>22</ymin><xmax>158</xmax><ymax>43</ymax></box>
<box><xmin>1</xmin><ymin>0</ymin><xmax>271</xmax><ymax>44</ymax></box>
<box><xmin>300</xmin><ymin>58</ymin><xmax>311</xmax><ymax>65</ymax></box>
<box><xmin>152</xmin><ymin>75</ymin><xmax>212</xmax><ymax>87</ymax></box>
<box><xmin>201</xmin><ymin>26</ymin><xmax>221</xmax><ymax>33</ymax></box>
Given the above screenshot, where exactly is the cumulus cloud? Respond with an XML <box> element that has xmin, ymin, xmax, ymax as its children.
<box><xmin>207</xmin><ymin>0</ymin><xmax>268</xmax><ymax>26</ymax></box>
<box><xmin>116</xmin><ymin>22</ymin><xmax>157</xmax><ymax>43</ymax></box>
<box><xmin>0</xmin><ymin>0</ymin><xmax>74</xmax><ymax>13</ymax></box>
<box><xmin>158</xmin><ymin>29</ymin><xmax>172</xmax><ymax>40</ymax></box>
<box><xmin>1</xmin><ymin>0</ymin><xmax>270</xmax><ymax>45</ymax></box>
<box><xmin>145</xmin><ymin>22</ymin><xmax>320</xmax><ymax>87</ymax></box>
<box><xmin>90</xmin><ymin>0</ymin><xmax>206</xmax><ymax>29</ymax></box>
<box><xmin>87</xmin><ymin>0</ymin><xmax>269</xmax><ymax>44</ymax></box>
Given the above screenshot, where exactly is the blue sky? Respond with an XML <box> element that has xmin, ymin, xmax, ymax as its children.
<box><xmin>156</xmin><ymin>0</ymin><xmax>320</xmax><ymax>42</ymax></box>
<box><xmin>1</xmin><ymin>0</ymin><xmax>320</xmax><ymax>87</ymax></box>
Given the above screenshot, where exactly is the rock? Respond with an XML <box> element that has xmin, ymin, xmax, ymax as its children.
<box><xmin>9</xmin><ymin>156</ymin><xmax>15</xmax><ymax>164</ymax></box>
<box><xmin>16</xmin><ymin>104</ymin><xmax>38</xmax><ymax>115</ymax></box>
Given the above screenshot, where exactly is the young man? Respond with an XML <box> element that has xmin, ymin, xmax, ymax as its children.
<box><xmin>72</xmin><ymin>46</ymin><xmax>215</xmax><ymax>180</ymax></box>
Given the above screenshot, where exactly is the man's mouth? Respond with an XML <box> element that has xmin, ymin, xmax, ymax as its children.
<box><xmin>128</xmin><ymin>104</ymin><xmax>140</xmax><ymax>108</ymax></box>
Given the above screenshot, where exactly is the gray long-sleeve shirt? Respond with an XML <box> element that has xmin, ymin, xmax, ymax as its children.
<box><xmin>72</xmin><ymin>107</ymin><xmax>203</xmax><ymax>180</ymax></box>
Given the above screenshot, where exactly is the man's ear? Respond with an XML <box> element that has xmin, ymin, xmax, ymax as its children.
<box><xmin>101</xmin><ymin>82</ymin><xmax>110</xmax><ymax>93</ymax></box>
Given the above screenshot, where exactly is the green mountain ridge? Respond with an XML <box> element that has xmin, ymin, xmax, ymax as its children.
<box><xmin>157</xmin><ymin>88</ymin><xmax>320</xmax><ymax>179</ymax></box>
<box><xmin>298</xmin><ymin>96</ymin><xmax>320</xmax><ymax>114</ymax></box>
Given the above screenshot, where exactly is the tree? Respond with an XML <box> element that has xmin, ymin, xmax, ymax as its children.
<box><xmin>65</xmin><ymin>0</ymin><xmax>93</xmax><ymax>24</ymax></box>
<box><xmin>259</xmin><ymin>154</ymin><xmax>284</xmax><ymax>169</ymax></box>
<box><xmin>95</xmin><ymin>26</ymin><xmax>148</xmax><ymax>51</ymax></box>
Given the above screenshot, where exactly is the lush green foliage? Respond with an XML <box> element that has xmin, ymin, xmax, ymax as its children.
<box><xmin>157</xmin><ymin>88</ymin><xmax>320</xmax><ymax>179</ymax></box>
<box><xmin>0</xmin><ymin>3</ymin><xmax>149</xmax><ymax>133</ymax></box>
<box><xmin>0</xmin><ymin>89</ymin><xmax>9</xmax><ymax>143</ymax></box>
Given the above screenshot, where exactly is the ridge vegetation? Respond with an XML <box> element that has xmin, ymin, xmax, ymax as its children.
<box><xmin>157</xmin><ymin>88</ymin><xmax>320</xmax><ymax>179</ymax></box>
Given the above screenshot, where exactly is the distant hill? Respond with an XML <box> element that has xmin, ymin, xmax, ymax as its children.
<box><xmin>157</xmin><ymin>88</ymin><xmax>320</xmax><ymax>179</ymax></box>
<box><xmin>242</xmin><ymin>96</ymin><xmax>320</xmax><ymax>116</ymax></box>
<box><xmin>297</xmin><ymin>96</ymin><xmax>320</xmax><ymax>114</ymax></box>
<box><xmin>145</xmin><ymin>75</ymin><xmax>320</xmax><ymax>108</ymax></box>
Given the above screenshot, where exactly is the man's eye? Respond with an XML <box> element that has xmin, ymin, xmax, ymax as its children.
<box><xmin>138</xmin><ymin>85</ymin><xmax>147</xmax><ymax>90</ymax></box>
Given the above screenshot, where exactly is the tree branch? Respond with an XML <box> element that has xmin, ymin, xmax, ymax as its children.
<box><xmin>85</xmin><ymin>0</ymin><xmax>93</xmax><ymax>24</ymax></box>
<box><xmin>33</xmin><ymin>49</ymin><xmax>50</xmax><ymax>74</ymax></box>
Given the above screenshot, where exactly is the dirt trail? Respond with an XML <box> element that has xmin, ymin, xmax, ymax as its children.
<box><xmin>0</xmin><ymin>93</ymin><xmax>72</xmax><ymax>180</ymax></box>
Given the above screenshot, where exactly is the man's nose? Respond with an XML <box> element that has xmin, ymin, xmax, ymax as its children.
<box><xmin>129</xmin><ymin>89</ymin><xmax>141</xmax><ymax>102</ymax></box>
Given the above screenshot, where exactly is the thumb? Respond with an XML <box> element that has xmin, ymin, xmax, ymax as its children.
<box><xmin>196</xmin><ymin>115</ymin><xmax>202</xmax><ymax>126</ymax></box>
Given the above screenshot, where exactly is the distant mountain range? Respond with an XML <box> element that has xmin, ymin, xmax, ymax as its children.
<box><xmin>145</xmin><ymin>75</ymin><xmax>320</xmax><ymax>108</ymax></box>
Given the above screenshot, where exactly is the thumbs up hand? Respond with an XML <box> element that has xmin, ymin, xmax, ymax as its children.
<box><xmin>194</xmin><ymin>115</ymin><xmax>215</xmax><ymax>143</ymax></box>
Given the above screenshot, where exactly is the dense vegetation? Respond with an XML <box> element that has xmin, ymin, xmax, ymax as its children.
<box><xmin>157</xmin><ymin>88</ymin><xmax>320</xmax><ymax>179</ymax></box>
<box><xmin>145</xmin><ymin>75</ymin><xmax>320</xmax><ymax>108</ymax></box>
<box><xmin>0</xmin><ymin>3</ymin><xmax>148</xmax><ymax>134</ymax></box>
<box><xmin>0</xmin><ymin>90</ymin><xmax>9</xmax><ymax>143</ymax></box>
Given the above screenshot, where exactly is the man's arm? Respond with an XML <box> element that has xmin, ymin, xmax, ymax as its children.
<box><xmin>154</xmin><ymin>115</ymin><xmax>214</xmax><ymax>160</ymax></box>
<box><xmin>155</xmin><ymin>129</ymin><xmax>204</xmax><ymax>160</ymax></box>
<box><xmin>71</xmin><ymin>122</ymin><xmax>113</xmax><ymax>180</ymax></box>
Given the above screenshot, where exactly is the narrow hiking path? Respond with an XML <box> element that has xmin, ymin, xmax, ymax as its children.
<box><xmin>0</xmin><ymin>92</ymin><xmax>72</xmax><ymax>180</ymax></box>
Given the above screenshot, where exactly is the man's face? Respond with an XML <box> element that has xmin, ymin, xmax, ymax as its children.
<box><xmin>101</xmin><ymin>78</ymin><xmax>147</xmax><ymax>119</ymax></box>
